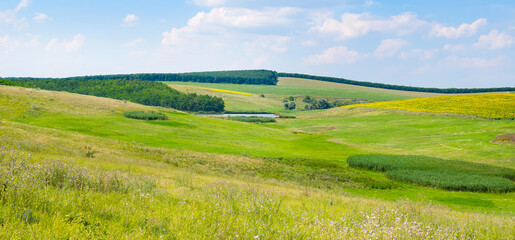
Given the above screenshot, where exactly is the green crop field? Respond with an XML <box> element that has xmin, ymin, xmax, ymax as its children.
<box><xmin>1</xmin><ymin>84</ymin><xmax>514</xmax><ymax>239</ymax></box>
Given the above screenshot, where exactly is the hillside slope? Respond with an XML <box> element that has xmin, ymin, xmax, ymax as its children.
<box><xmin>1</xmin><ymin>85</ymin><xmax>514</xmax><ymax>238</ymax></box>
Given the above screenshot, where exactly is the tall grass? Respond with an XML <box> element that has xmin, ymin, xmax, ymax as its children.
<box><xmin>229</xmin><ymin>116</ymin><xmax>276</xmax><ymax>123</ymax></box>
<box><xmin>123</xmin><ymin>111</ymin><xmax>168</xmax><ymax>120</ymax></box>
<box><xmin>1</xmin><ymin>147</ymin><xmax>514</xmax><ymax>239</ymax></box>
<box><xmin>347</xmin><ymin>155</ymin><xmax>515</xmax><ymax>192</ymax></box>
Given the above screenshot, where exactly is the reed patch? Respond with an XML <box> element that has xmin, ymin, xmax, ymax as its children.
<box><xmin>347</xmin><ymin>155</ymin><xmax>515</xmax><ymax>193</ymax></box>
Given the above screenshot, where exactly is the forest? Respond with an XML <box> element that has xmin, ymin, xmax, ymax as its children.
<box><xmin>5</xmin><ymin>78</ymin><xmax>225</xmax><ymax>112</ymax></box>
<box><xmin>6</xmin><ymin>70</ymin><xmax>278</xmax><ymax>86</ymax></box>
<box><xmin>278</xmin><ymin>73</ymin><xmax>515</xmax><ymax>93</ymax></box>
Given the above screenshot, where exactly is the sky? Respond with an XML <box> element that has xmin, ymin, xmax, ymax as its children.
<box><xmin>0</xmin><ymin>0</ymin><xmax>514</xmax><ymax>88</ymax></box>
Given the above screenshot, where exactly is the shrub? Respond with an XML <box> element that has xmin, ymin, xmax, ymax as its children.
<box><xmin>124</xmin><ymin>111</ymin><xmax>168</xmax><ymax>120</ymax></box>
<box><xmin>347</xmin><ymin>155</ymin><xmax>515</xmax><ymax>193</ymax></box>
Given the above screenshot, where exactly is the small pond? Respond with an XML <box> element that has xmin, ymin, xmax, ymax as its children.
<box><xmin>198</xmin><ymin>113</ymin><xmax>279</xmax><ymax>118</ymax></box>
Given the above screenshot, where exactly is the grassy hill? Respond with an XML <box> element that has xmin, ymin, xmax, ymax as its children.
<box><xmin>1</xmin><ymin>85</ymin><xmax>514</xmax><ymax>238</ymax></box>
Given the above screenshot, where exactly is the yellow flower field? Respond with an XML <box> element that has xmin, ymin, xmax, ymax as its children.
<box><xmin>341</xmin><ymin>93</ymin><xmax>515</xmax><ymax>119</ymax></box>
<box><xmin>205</xmin><ymin>88</ymin><xmax>252</xmax><ymax>96</ymax></box>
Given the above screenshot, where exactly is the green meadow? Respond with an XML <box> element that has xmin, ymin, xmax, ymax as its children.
<box><xmin>1</xmin><ymin>79</ymin><xmax>514</xmax><ymax>239</ymax></box>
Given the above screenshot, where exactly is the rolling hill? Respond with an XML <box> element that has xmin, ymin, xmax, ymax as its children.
<box><xmin>0</xmin><ymin>76</ymin><xmax>514</xmax><ymax>238</ymax></box>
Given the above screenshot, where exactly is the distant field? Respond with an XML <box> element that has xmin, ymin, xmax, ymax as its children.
<box><xmin>278</xmin><ymin>77</ymin><xmax>445</xmax><ymax>98</ymax></box>
<box><xmin>342</xmin><ymin>93</ymin><xmax>515</xmax><ymax>119</ymax></box>
<box><xmin>165</xmin><ymin>80</ymin><xmax>414</xmax><ymax>112</ymax></box>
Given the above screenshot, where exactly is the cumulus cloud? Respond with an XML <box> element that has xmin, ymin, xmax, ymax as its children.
<box><xmin>46</xmin><ymin>34</ymin><xmax>85</xmax><ymax>52</ymax></box>
<box><xmin>162</xmin><ymin>7</ymin><xmax>298</xmax><ymax>45</ymax></box>
<box><xmin>33</xmin><ymin>13</ymin><xmax>50</xmax><ymax>23</ymax></box>
<box><xmin>310</xmin><ymin>12</ymin><xmax>425</xmax><ymax>40</ymax></box>
<box><xmin>306</xmin><ymin>46</ymin><xmax>367</xmax><ymax>64</ymax></box>
<box><xmin>474</xmin><ymin>30</ymin><xmax>513</xmax><ymax>49</ymax></box>
<box><xmin>430</xmin><ymin>18</ymin><xmax>486</xmax><ymax>38</ymax></box>
<box><xmin>15</xmin><ymin>0</ymin><xmax>30</xmax><ymax>12</ymax></box>
<box><xmin>122</xmin><ymin>14</ymin><xmax>139</xmax><ymax>27</ymax></box>
<box><xmin>374</xmin><ymin>38</ymin><xmax>407</xmax><ymax>58</ymax></box>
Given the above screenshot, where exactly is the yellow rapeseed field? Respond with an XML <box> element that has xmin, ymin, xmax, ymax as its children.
<box><xmin>205</xmin><ymin>88</ymin><xmax>252</xmax><ymax>96</ymax></box>
<box><xmin>341</xmin><ymin>93</ymin><xmax>515</xmax><ymax>119</ymax></box>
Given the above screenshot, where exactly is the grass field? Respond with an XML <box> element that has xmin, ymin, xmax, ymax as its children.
<box><xmin>277</xmin><ymin>108</ymin><xmax>515</xmax><ymax>167</ymax></box>
<box><xmin>342</xmin><ymin>93</ymin><xmax>515</xmax><ymax>119</ymax></box>
<box><xmin>1</xmin><ymin>84</ymin><xmax>514</xmax><ymax>238</ymax></box>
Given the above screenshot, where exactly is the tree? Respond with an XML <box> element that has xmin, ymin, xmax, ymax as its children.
<box><xmin>316</xmin><ymin>99</ymin><xmax>330</xmax><ymax>109</ymax></box>
<box><xmin>284</xmin><ymin>101</ymin><xmax>296</xmax><ymax>110</ymax></box>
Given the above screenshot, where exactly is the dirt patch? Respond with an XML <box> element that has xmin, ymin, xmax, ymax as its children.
<box><xmin>493</xmin><ymin>133</ymin><xmax>515</xmax><ymax>143</ymax></box>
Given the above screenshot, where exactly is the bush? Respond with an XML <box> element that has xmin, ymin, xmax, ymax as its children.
<box><xmin>123</xmin><ymin>111</ymin><xmax>169</xmax><ymax>120</ymax></box>
<box><xmin>347</xmin><ymin>155</ymin><xmax>515</xmax><ymax>193</ymax></box>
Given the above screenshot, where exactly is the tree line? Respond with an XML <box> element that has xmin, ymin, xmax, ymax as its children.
<box><xmin>278</xmin><ymin>73</ymin><xmax>515</xmax><ymax>94</ymax></box>
<box><xmin>8</xmin><ymin>70</ymin><xmax>278</xmax><ymax>86</ymax></box>
<box><xmin>6</xmin><ymin>78</ymin><xmax>225</xmax><ymax>112</ymax></box>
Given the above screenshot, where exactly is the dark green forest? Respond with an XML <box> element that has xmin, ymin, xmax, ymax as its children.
<box><xmin>278</xmin><ymin>73</ymin><xmax>515</xmax><ymax>94</ymax></box>
<box><xmin>6</xmin><ymin>78</ymin><xmax>224</xmax><ymax>112</ymax></box>
<box><xmin>6</xmin><ymin>70</ymin><xmax>278</xmax><ymax>85</ymax></box>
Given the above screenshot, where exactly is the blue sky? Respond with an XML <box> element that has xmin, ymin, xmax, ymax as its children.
<box><xmin>0</xmin><ymin>0</ymin><xmax>514</xmax><ymax>87</ymax></box>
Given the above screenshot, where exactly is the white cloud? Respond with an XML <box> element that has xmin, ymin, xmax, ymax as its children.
<box><xmin>33</xmin><ymin>13</ymin><xmax>50</xmax><ymax>23</ymax></box>
<box><xmin>374</xmin><ymin>38</ymin><xmax>407</xmax><ymax>58</ymax></box>
<box><xmin>162</xmin><ymin>7</ymin><xmax>298</xmax><ymax>45</ymax></box>
<box><xmin>430</xmin><ymin>18</ymin><xmax>486</xmax><ymax>38</ymax></box>
<box><xmin>123</xmin><ymin>38</ymin><xmax>144</xmax><ymax>48</ymax></box>
<box><xmin>15</xmin><ymin>0</ymin><xmax>30</xmax><ymax>12</ymax></box>
<box><xmin>306</xmin><ymin>46</ymin><xmax>367</xmax><ymax>64</ymax></box>
<box><xmin>474</xmin><ymin>30</ymin><xmax>513</xmax><ymax>49</ymax></box>
<box><xmin>245</xmin><ymin>36</ymin><xmax>290</xmax><ymax>53</ymax></box>
<box><xmin>0</xmin><ymin>10</ymin><xmax>28</xmax><ymax>28</ymax></box>
<box><xmin>442</xmin><ymin>55</ymin><xmax>504</xmax><ymax>68</ymax></box>
<box><xmin>443</xmin><ymin>44</ymin><xmax>465</xmax><ymax>52</ymax></box>
<box><xmin>122</xmin><ymin>14</ymin><xmax>139</xmax><ymax>27</ymax></box>
<box><xmin>189</xmin><ymin>0</ymin><xmax>227</xmax><ymax>7</ymax></box>
<box><xmin>0</xmin><ymin>34</ymin><xmax>39</xmax><ymax>54</ymax></box>
<box><xmin>46</xmin><ymin>34</ymin><xmax>85</xmax><ymax>52</ymax></box>
<box><xmin>310</xmin><ymin>12</ymin><xmax>425</xmax><ymax>40</ymax></box>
